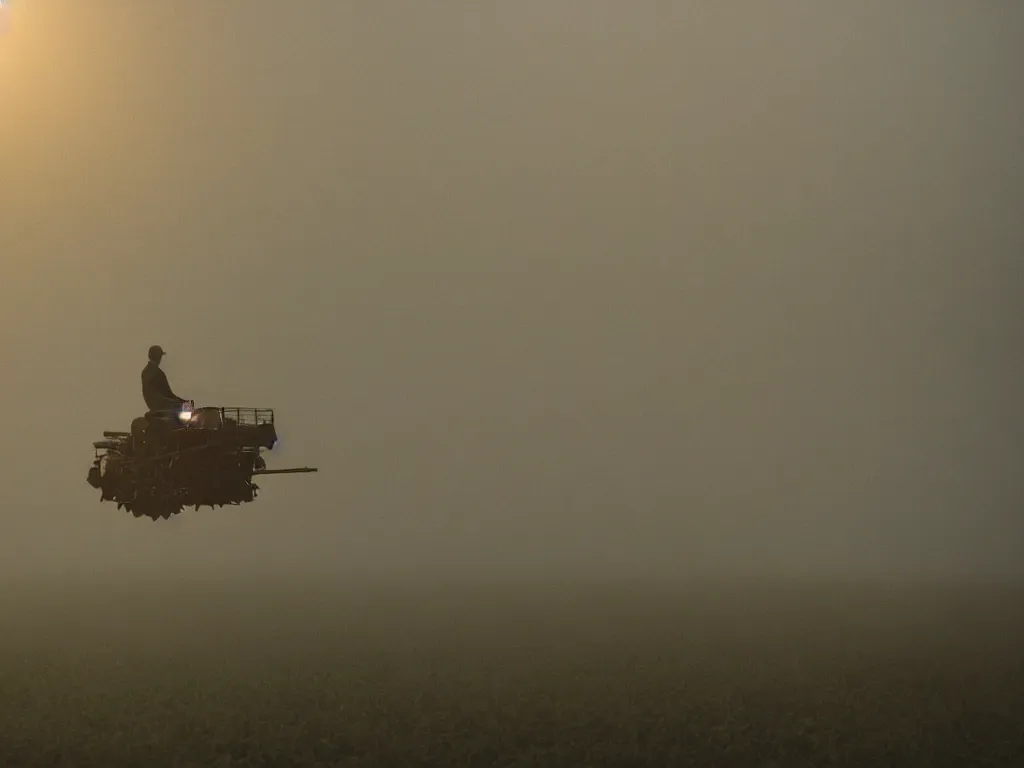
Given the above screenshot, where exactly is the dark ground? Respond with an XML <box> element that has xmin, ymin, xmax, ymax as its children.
<box><xmin>1</xmin><ymin>577</ymin><xmax>1021</xmax><ymax>767</ymax></box>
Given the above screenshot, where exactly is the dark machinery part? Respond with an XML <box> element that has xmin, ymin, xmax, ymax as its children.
<box><xmin>86</xmin><ymin>406</ymin><xmax>317</xmax><ymax>522</ymax></box>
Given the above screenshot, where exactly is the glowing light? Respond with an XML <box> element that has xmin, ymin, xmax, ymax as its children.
<box><xmin>179</xmin><ymin>410</ymin><xmax>193</xmax><ymax>422</ymax></box>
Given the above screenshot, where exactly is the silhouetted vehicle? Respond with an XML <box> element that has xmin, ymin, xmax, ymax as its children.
<box><xmin>86</xmin><ymin>402</ymin><xmax>317</xmax><ymax>521</ymax></box>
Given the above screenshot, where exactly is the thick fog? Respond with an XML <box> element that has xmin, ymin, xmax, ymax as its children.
<box><xmin>1</xmin><ymin>1</ymin><xmax>1021</xmax><ymax>582</ymax></box>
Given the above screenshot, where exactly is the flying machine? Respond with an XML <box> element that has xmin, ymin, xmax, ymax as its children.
<box><xmin>86</xmin><ymin>401</ymin><xmax>317</xmax><ymax>521</ymax></box>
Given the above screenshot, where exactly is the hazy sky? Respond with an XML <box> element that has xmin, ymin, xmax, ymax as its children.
<box><xmin>1</xmin><ymin>1</ymin><xmax>1022</xmax><ymax>581</ymax></box>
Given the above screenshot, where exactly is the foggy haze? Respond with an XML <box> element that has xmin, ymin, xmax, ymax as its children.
<box><xmin>1</xmin><ymin>1</ymin><xmax>1022</xmax><ymax>582</ymax></box>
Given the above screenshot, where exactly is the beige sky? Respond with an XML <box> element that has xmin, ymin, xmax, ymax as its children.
<box><xmin>1</xmin><ymin>1</ymin><xmax>1022</xmax><ymax>581</ymax></box>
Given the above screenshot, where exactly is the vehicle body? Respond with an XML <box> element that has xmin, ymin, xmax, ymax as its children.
<box><xmin>87</xmin><ymin>403</ymin><xmax>316</xmax><ymax>521</ymax></box>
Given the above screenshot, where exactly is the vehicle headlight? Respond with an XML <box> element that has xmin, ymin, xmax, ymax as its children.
<box><xmin>179</xmin><ymin>410</ymin><xmax>193</xmax><ymax>422</ymax></box>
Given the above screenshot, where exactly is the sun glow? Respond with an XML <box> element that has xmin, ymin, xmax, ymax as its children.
<box><xmin>0</xmin><ymin>2</ymin><xmax>11</xmax><ymax>38</ymax></box>
<box><xmin>2</xmin><ymin>1</ymin><xmax>119</xmax><ymax>180</ymax></box>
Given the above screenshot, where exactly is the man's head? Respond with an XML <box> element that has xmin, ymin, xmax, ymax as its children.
<box><xmin>148</xmin><ymin>345</ymin><xmax>166</xmax><ymax>364</ymax></box>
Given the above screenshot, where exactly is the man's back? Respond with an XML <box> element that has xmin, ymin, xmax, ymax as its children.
<box><xmin>142</xmin><ymin>360</ymin><xmax>175</xmax><ymax>411</ymax></box>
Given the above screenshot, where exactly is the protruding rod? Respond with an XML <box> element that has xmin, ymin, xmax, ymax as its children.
<box><xmin>103</xmin><ymin>431</ymin><xmax>131</xmax><ymax>438</ymax></box>
<box><xmin>252</xmin><ymin>467</ymin><xmax>319</xmax><ymax>475</ymax></box>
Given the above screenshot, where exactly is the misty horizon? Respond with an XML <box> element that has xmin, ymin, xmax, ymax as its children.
<box><xmin>1</xmin><ymin>1</ymin><xmax>1022</xmax><ymax>583</ymax></box>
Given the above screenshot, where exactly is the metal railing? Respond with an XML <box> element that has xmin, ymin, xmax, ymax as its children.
<box><xmin>217</xmin><ymin>407</ymin><xmax>274</xmax><ymax>426</ymax></box>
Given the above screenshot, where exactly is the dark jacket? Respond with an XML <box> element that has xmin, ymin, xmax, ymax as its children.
<box><xmin>142</xmin><ymin>361</ymin><xmax>183</xmax><ymax>411</ymax></box>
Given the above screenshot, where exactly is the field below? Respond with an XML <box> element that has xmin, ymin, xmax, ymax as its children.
<box><xmin>1</xmin><ymin>578</ymin><xmax>1022</xmax><ymax>767</ymax></box>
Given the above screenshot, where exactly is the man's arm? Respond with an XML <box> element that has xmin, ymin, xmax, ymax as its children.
<box><xmin>155</xmin><ymin>368</ymin><xmax>185</xmax><ymax>403</ymax></box>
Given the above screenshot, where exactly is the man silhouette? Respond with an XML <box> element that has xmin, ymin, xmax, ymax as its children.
<box><xmin>141</xmin><ymin>345</ymin><xmax>186</xmax><ymax>415</ymax></box>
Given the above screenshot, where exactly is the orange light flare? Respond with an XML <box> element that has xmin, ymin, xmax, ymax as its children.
<box><xmin>1</xmin><ymin>1</ymin><xmax>134</xmax><ymax>326</ymax></box>
<box><xmin>3</xmin><ymin>1</ymin><xmax>140</xmax><ymax>150</ymax></box>
<box><xmin>0</xmin><ymin>0</ymin><xmax>22</xmax><ymax>64</ymax></box>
